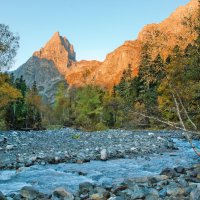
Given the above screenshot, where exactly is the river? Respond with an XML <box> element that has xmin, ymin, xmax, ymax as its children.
<box><xmin>0</xmin><ymin>138</ymin><xmax>200</xmax><ymax>195</ymax></box>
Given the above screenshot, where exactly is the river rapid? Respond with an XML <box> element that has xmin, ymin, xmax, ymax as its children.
<box><xmin>0</xmin><ymin>137</ymin><xmax>200</xmax><ymax>195</ymax></box>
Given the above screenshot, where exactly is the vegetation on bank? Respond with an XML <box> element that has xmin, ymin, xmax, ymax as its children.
<box><xmin>0</xmin><ymin>24</ymin><xmax>199</xmax><ymax>132</ymax></box>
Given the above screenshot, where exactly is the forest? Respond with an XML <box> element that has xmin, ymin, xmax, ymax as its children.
<box><xmin>0</xmin><ymin>29</ymin><xmax>199</xmax><ymax>132</ymax></box>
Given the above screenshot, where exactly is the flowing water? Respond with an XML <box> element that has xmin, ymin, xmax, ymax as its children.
<box><xmin>0</xmin><ymin>138</ymin><xmax>200</xmax><ymax>195</ymax></box>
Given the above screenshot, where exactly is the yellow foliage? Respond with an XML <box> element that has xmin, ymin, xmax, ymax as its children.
<box><xmin>0</xmin><ymin>83</ymin><xmax>22</xmax><ymax>109</ymax></box>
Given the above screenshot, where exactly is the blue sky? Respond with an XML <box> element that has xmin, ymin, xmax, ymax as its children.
<box><xmin>0</xmin><ymin>0</ymin><xmax>190</xmax><ymax>69</ymax></box>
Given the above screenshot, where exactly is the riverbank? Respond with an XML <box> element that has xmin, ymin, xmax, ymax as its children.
<box><xmin>0</xmin><ymin>128</ymin><xmax>180</xmax><ymax>169</ymax></box>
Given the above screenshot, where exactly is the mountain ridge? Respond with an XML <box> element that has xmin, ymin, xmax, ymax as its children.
<box><xmin>13</xmin><ymin>0</ymin><xmax>199</xmax><ymax>100</ymax></box>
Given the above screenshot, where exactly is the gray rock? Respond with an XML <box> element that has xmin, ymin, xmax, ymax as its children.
<box><xmin>158</xmin><ymin>188</ymin><xmax>167</xmax><ymax>198</ymax></box>
<box><xmin>79</xmin><ymin>182</ymin><xmax>94</xmax><ymax>195</ymax></box>
<box><xmin>6</xmin><ymin>145</ymin><xmax>14</xmax><ymax>150</ymax></box>
<box><xmin>160</xmin><ymin>168</ymin><xmax>177</xmax><ymax>178</ymax></box>
<box><xmin>20</xmin><ymin>186</ymin><xmax>44</xmax><ymax>200</ymax></box>
<box><xmin>100</xmin><ymin>149</ymin><xmax>108</xmax><ymax>161</ymax></box>
<box><xmin>52</xmin><ymin>187</ymin><xmax>74</xmax><ymax>200</ymax></box>
<box><xmin>108</xmin><ymin>197</ymin><xmax>123</xmax><ymax>200</ymax></box>
<box><xmin>145</xmin><ymin>194</ymin><xmax>158</xmax><ymax>200</ymax></box>
<box><xmin>13</xmin><ymin>56</ymin><xmax>66</xmax><ymax>104</ymax></box>
<box><xmin>166</xmin><ymin>182</ymin><xmax>185</xmax><ymax>196</ymax></box>
<box><xmin>177</xmin><ymin>177</ymin><xmax>188</xmax><ymax>187</ymax></box>
<box><xmin>174</xmin><ymin>166</ymin><xmax>186</xmax><ymax>174</ymax></box>
<box><xmin>91</xmin><ymin>187</ymin><xmax>110</xmax><ymax>199</ymax></box>
<box><xmin>0</xmin><ymin>191</ymin><xmax>7</xmax><ymax>200</ymax></box>
<box><xmin>120</xmin><ymin>185</ymin><xmax>146</xmax><ymax>199</ymax></box>
<box><xmin>6</xmin><ymin>198</ymin><xmax>12</xmax><ymax>200</ymax></box>
<box><xmin>190</xmin><ymin>187</ymin><xmax>200</xmax><ymax>200</ymax></box>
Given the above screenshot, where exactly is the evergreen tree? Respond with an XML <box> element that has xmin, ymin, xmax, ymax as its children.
<box><xmin>74</xmin><ymin>85</ymin><xmax>106</xmax><ymax>130</ymax></box>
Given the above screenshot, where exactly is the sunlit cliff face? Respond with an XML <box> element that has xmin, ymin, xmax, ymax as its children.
<box><xmin>33</xmin><ymin>32</ymin><xmax>76</xmax><ymax>76</ymax></box>
<box><xmin>33</xmin><ymin>0</ymin><xmax>199</xmax><ymax>90</ymax></box>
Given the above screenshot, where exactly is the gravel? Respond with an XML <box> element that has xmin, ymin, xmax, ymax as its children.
<box><xmin>0</xmin><ymin>128</ymin><xmax>182</xmax><ymax>169</ymax></box>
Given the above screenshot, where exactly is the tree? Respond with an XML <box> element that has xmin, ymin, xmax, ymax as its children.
<box><xmin>0</xmin><ymin>73</ymin><xmax>21</xmax><ymax>109</ymax></box>
<box><xmin>0</xmin><ymin>24</ymin><xmax>20</xmax><ymax>129</ymax></box>
<box><xmin>0</xmin><ymin>24</ymin><xmax>19</xmax><ymax>70</ymax></box>
<box><xmin>102</xmin><ymin>91</ymin><xmax>124</xmax><ymax>128</ymax></box>
<box><xmin>135</xmin><ymin>50</ymin><xmax>165</xmax><ymax>127</ymax></box>
<box><xmin>158</xmin><ymin>39</ymin><xmax>200</xmax><ymax>129</ymax></box>
<box><xmin>74</xmin><ymin>85</ymin><xmax>105</xmax><ymax>130</ymax></box>
<box><xmin>0</xmin><ymin>73</ymin><xmax>21</xmax><ymax>129</ymax></box>
<box><xmin>25</xmin><ymin>81</ymin><xmax>42</xmax><ymax>129</ymax></box>
<box><xmin>115</xmin><ymin>64</ymin><xmax>134</xmax><ymax>105</ymax></box>
<box><xmin>54</xmin><ymin>82</ymin><xmax>75</xmax><ymax>126</ymax></box>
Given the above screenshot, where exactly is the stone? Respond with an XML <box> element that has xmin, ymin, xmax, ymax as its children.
<box><xmin>166</xmin><ymin>183</ymin><xmax>185</xmax><ymax>196</ymax></box>
<box><xmin>160</xmin><ymin>168</ymin><xmax>177</xmax><ymax>178</ymax></box>
<box><xmin>177</xmin><ymin>177</ymin><xmax>188</xmax><ymax>187</ymax></box>
<box><xmin>190</xmin><ymin>187</ymin><xmax>200</xmax><ymax>200</ymax></box>
<box><xmin>158</xmin><ymin>188</ymin><xmax>167</xmax><ymax>198</ymax></box>
<box><xmin>148</xmin><ymin>132</ymin><xmax>154</xmax><ymax>136</ymax></box>
<box><xmin>120</xmin><ymin>185</ymin><xmax>146</xmax><ymax>199</ymax></box>
<box><xmin>90</xmin><ymin>193</ymin><xmax>108</xmax><ymax>200</ymax></box>
<box><xmin>0</xmin><ymin>191</ymin><xmax>7</xmax><ymax>200</ymax></box>
<box><xmin>100</xmin><ymin>149</ymin><xmax>108</xmax><ymax>161</ymax></box>
<box><xmin>92</xmin><ymin>187</ymin><xmax>110</xmax><ymax>200</ymax></box>
<box><xmin>174</xmin><ymin>166</ymin><xmax>186</xmax><ymax>174</ymax></box>
<box><xmin>79</xmin><ymin>182</ymin><xmax>94</xmax><ymax>195</ymax></box>
<box><xmin>157</xmin><ymin>136</ymin><xmax>164</xmax><ymax>141</ymax></box>
<box><xmin>145</xmin><ymin>194</ymin><xmax>158</xmax><ymax>200</ymax></box>
<box><xmin>6</xmin><ymin>145</ymin><xmax>14</xmax><ymax>150</ymax></box>
<box><xmin>107</xmin><ymin>197</ymin><xmax>122</xmax><ymax>200</ymax></box>
<box><xmin>52</xmin><ymin>187</ymin><xmax>74</xmax><ymax>200</ymax></box>
<box><xmin>130</xmin><ymin>147</ymin><xmax>137</xmax><ymax>151</ymax></box>
<box><xmin>20</xmin><ymin>186</ymin><xmax>44</xmax><ymax>200</ymax></box>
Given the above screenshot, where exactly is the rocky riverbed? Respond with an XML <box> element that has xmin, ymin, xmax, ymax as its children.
<box><xmin>1</xmin><ymin>164</ymin><xmax>200</xmax><ymax>200</ymax></box>
<box><xmin>0</xmin><ymin>128</ymin><xmax>200</xmax><ymax>200</ymax></box>
<box><xmin>0</xmin><ymin>128</ymin><xmax>180</xmax><ymax>169</ymax></box>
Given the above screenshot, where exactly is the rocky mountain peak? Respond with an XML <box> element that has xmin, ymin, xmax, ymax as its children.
<box><xmin>33</xmin><ymin>32</ymin><xmax>76</xmax><ymax>75</ymax></box>
<box><xmin>66</xmin><ymin>0</ymin><xmax>199</xmax><ymax>89</ymax></box>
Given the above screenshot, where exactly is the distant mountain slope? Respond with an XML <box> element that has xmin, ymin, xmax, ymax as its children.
<box><xmin>13</xmin><ymin>0</ymin><xmax>199</xmax><ymax>101</ymax></box>
<box><xmin>66</xmin><ymin>0</ymin><xmax>199</xmax><ymax>89</ymax></box>
<box><xmin>13</xmin><ymin>32</ymin><xmax>76</xmax><ymax>102</ymax></box>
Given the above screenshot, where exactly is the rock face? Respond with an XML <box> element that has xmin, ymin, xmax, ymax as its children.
<box><xmin>13</xmin><ymin>32</ymin><xmax>75</xmax><ymax>103</ymax></box>
<box><xmin>65</xmin><ymin>0</ymin><xmax>199</xmax><ymax>89</ymax></box>
<box><xmin>34</xmin><ymin>32</ymin><xmax>76</xmax><ymax>76</ymax></box>
<box><xmin>13</xmin><ymin>56</ymin><xmax>66</xmax><ymax>103</ymax></box>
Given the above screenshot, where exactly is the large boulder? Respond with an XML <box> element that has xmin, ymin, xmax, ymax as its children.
<box><xmin>0</xmin><ymin>192</ymin><xmax>6</xmax><ymax>200</ymax></box>
<box><xmin>20</xmin><ymin>186</ymin><xmax>45</xmax><ymax>200</ymax></box>
<box><xmin>52</xmin><ymin>188</ymin><xmax>74</xmax><ymax>200</ymax></box>
<box><xmin>100</xmin><ymin>149</ymin><xmax>108</xmax><ymax>161</ymax></box>
<box><xmin>79</xmin><ymin>182</ymin><xmax>94</xmax><ymax>195</ymax></box>
<box><xmin>190</xmin><ymin>186</ymin><xmax>200</xmax><ymax>200</ymax></box>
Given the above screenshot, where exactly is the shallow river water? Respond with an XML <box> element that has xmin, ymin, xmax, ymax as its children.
<box><xmin>0</xmin><ymin>138</ymin><xmax>200</xmax><ymax>195</ymax></box>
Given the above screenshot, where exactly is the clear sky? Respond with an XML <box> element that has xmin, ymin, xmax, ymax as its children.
<box><xmin>1</xmin><ymin>0</ymin><xmax>190</xmax><ymax>70</ymax></box>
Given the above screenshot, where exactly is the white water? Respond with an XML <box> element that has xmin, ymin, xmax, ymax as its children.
<box><xmin>0</xmin><ymin>138</ymin><xmax>200</xmax><ymax>195</ymax></box>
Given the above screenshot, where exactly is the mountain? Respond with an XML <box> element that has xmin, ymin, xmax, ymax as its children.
<box><xmin>14</xmin><ymin>0</ymin><xmax>199</xmax><ymax>101</ymax></box>
<box><xmin>13</xmin><ymin>32</ymin><xmax>76</xmax><ymax>103</ymax></box>
<box><xmin>33</xmin><ymin>32</ymin><xmax>76</xmax><ymax>75</ymax></box>
<box><xmin>66</xmin><ymin>0</ymin><xmax>199</xmax><ymax>89</ymax></box>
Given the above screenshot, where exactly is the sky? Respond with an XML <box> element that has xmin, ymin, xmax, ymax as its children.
<box><xmin>0</xmin><ymin>0</ymin><xmax>190</xmax><ymax>70</ymax></box>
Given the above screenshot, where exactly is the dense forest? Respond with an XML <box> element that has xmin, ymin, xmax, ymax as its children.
<box><xmin>0</xmin><ymin>24</ymin><xmax>200</xmax><ymax>132</ymax></box>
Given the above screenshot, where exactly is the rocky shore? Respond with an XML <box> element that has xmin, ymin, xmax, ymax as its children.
<box><xmin>0</xmin><ymin>128</ymin><xmax>180</xmax><ymax>170</ymax></box>
<box><xmin>1</xmin><ymin>164</ymin><xmax>200</xmax><ymax>200</ymax></box>
<box><xmin>1</xmin><ymin>128</ymin><xmax>199</xmax><ymax>199</ymax></box>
